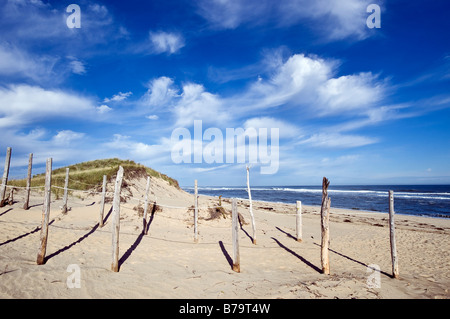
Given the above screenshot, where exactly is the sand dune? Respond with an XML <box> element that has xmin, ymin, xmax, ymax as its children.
<box><xmin>0</xmin><ymin>174</ymin><xmax>449</xmax><ymax>299</ymax></box>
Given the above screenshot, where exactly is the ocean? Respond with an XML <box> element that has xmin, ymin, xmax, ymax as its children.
<box><xmin>182</xmin><ymin>185</ymin><xmax>450</xmax><ymax>219</ymax></box>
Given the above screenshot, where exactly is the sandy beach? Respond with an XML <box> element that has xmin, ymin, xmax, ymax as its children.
<box><xmin>0</xmin><ymin>175</ymin><xmax>449</xmax><ymax>299</ymax></box>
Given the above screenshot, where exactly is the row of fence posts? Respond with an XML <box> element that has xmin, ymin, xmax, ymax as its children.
<box><xmin>0</xmin><ymin>147</ymin><xmax>399</xmax><ymax>279</ymax></box>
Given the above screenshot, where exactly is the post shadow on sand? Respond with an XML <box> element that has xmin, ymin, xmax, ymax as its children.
<box><xmin>119</xmin><ymin>202</ymin><xmax>158</xmax><ymax>271</ymax></box>
<box><xmin>118</xmin><ymin>232</ymin><xmax>144</xmax><ymax>271</ymax></box>
<box><xmin>275</xmin><ymin>226</ymin><xmax>297</xmax><ymax>241</ymax></box>
<box><xmin>271</xmin><ymin>237</ymin><xmax>322</xmax><ymax>274</ymax></box>
<box><xmin>0</xmin><ymin>208</ymin><xmax>13</xmax><ymax>218</ymax></box>
<box><xmin>43</xmin><ymin>207</ymin><xmax>113</xmax><ymax>264</ymax></box>
<box><xmin>239</xmin><ymin>223</ymin><xmax>254</xmax><ymax>244</ymax></box>
<box><xmin>312</xmin><ymin>242</ymin><xmax>392</xmax><ymax>278</ymax></box>
<box><xmin>218</xmin><ymin>241</ymin><xmax>233</xmax><ymax>270</ymax></box>
<box><xmin>142</xmin><ymin>201</ymin><xmax>157</xmax><ymax>235</ymax></box>
<box><xmin>0</xmin><ymin>219</ymin><xmax>55</xmax><ymax>247</ymax></box>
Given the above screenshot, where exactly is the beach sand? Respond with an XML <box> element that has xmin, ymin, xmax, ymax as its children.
<box><xmin>0</xmin><ymin>175</ymin><xmax>449</xmax><ymax>299</ymax></box>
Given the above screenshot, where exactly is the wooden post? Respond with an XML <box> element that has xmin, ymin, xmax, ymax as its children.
<box><xmin>8</xmin><ymin>188</ymin><xmax>14</xmax><ymax>205</ymax></box>
<box><xmin>111</xmin><ymin>166</ymin><xmax>124</xmax><ymax>272</ymax></box>
<box><xmin>0</xmin><ymin>147</ymin><xmax>12</xmax><ymax>207</ymax></box>
<box><xmin>232</xmin><ymin>198</ymin><xmax>240</xmax><ymax>272</ymax></box>
<box><xmin>37</xmin><ymin>158</ymin><xmax>52</xmax><ymax>265</ymax></box>
<box><xmin>389</xmin><ymin>190</ymin><xmax>399</xmax><ymax>279</ymax></box>
<box><xmin>320</xmin><ymin>177</ymin><xmax>331</xmax><ymax>275</ymax></box>
<box><xmin>142</xmin><ymin>176</ymin><xmax>150</xmax><ymax>235</ymax></box>
<box><xmin>194</xmin><ymin>179</ymin><xmax>198</xmax><ymax>243</ymax></box>
<box><xmin>246</xmin><ymin>166</ymin><xmax>256</xmax><ymax>244</ymax></box>
<box><xmin>99</xmin><ymin>175</ymin><xmax>107</xmax><ymax>227</ymax></box>
<box><xmin>296</xmin><ymin>200</ymin><xmax>302</xmax><ymax>242</ymax></box>
<box><xmin>61</xmin><ymin>168</ymin><xmax>69</xmax><ymax>214</ymax></box>
<box><xmin>23</xmin><ymin>153</ymin><xmax>33</xmax><ymax>210</ymax></box>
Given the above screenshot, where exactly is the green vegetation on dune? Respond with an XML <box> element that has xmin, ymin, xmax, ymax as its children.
<box><xmin>8</xmin><ymin>158</ymin><xmax>180</xmax><ymax>196</ymax></box>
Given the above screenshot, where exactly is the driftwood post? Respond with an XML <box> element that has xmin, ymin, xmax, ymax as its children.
<box><xmin>389</xmin><ymin>190</ymin><xmax>399</xmax><ymax>279</ymax></box>
<box><xmin>194</xmin><ymin>179</ymin><xmax>198</xmax><ymax>243</ymax></box>
<box><xmin>142</xmin><ymin>176</ymin><xmax>151</xmax><ymax>235</ymax></box>
<box><xmin>36</xmin><ymin>158</ymin><xmax>52</xmax><ymax>265</ymax></box>
<box><xmin>296</xmin><ymin>200</ymin><xmax>302</xmax><ymax>242</ymax></box>
<box><xmin>111</xmin><ymin>166</ymin><xmax>124</xmax><ymax>272</ymax></box>
<box><xmin>61</xmin><ymin>168</ymin><xmax>69</xmax><ymax>214</ymax></box>
<box><xmin>23</xmin><ymin>153</ymin><xmax>33</xmax><ymax>210</ymax></box>
<box><xmin>232</xmin><ymin>198</ymin><xmax>240</xmax><ymax>272</ymax></box>
<box><xmin>99</xmin><ymin>175</ymin><xmax>107</xmax><ymax>227</ymax></box>
<box><xmin>246</xmin><ymin>166</ymin><xmax>256</xmax><ymax>244</ymax></box>
<box><xmin>0</xmin><ymin>147</ymin><xmax>12</xmax><ymax>207</ymax></box>
<box><xmin>320</xmin><ymin>177</ymin><xmax>331</xmax><ymax>275</ymax></box>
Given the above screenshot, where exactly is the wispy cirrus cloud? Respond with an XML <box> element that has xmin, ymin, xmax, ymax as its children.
<box><xmin>196</xmin><ymin>0</ymin><xmax>374</xmax><ymax>40</ymax></box>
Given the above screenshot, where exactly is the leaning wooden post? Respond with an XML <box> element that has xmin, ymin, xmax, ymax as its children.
<box><xmin>296</xmin><ymin>200</ymin><xmax>302</xmax><ymax>242</ymax></box>
<box><xmin>61</xmin><ymin>168</ymin><xmax>69</xmax><ymax>214</ymax></box>
<box><xmin>23</xmin><ymin>153</ymin><xmax>33</xmax><ymax>210</ymax></box>
<box><xmin>111</xmin><ymin>166</ymin><xmax>124</xmax><ymax>272</ymax></box>
<box><xmin>37</xmin><ymin>158</ymin><xmax>52</xmax><ymax>265</ymax></box>
<box><xmin>194</xmin><ymin>179</ymin><xmax>198</xmax><ymax>243</ymax></box>
<box><xmin>0</xmin><ymin>147</ymin><xmax>12</xmax><ymax>207</ymax></box>
<box><xmin>389</xmin><ymin>190</ymin><xmax>399</xmax><ymax>279</ymax></box>
<box><xmin>99</xmin><ymin>175</ymin><xmax>107</xmax><ymax>227</ymax></box>
<box><xmin>232</xmin><ymin>198</ymin><xmax>240</xmax><ymax>272</ymax></box>
<box><xmin>246</xmin><ymin>166</ymin><xmax>256</xmax><ymax>244</ymax></box>
<box><xmin>320</xmin><ymin>177</ymin><xmax>331</xmax><ymax>275</ymax></box>
<box><xmin>142</xmin><ymin>176</ymin><xmax>151</xmax><ymax>235</ymax></box>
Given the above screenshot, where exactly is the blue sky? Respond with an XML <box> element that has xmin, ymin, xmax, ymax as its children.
<box><xmin>0</xmin><ymin>0</ymin><xmax>449</xmax><ymax>187</ymax></box>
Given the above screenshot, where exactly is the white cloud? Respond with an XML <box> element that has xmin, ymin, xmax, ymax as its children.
<box><xmin>136</xmin><ymin>53</ymin><xmax>386</xmax><ymax>132</ymax></box>
<box><xmin>0</xmin><ymin>84</ymin><xmax>97</xmax><ymax>128</ymax></box>
<box><xmin>0</xmin><ymin>43</ymin><xmax>59</xmax><ymax>82</ymax></box>
<box><xmin>149</xmin><ymin>31</ymin><xmax>185</xmax><ymax>54</ymax></box>
<box><xmin>141</xmin><ymin>77</ymin><xmax>178</xmax><ymax>107</ymax></box>
<box><xmin>297</xmin><ymin>133</ymin><xmax>378</xmax><ymax>148</ymax></box>
<box><xmin>52</xmin><ymin>130</ymin><xmax>85</xmax><ymax>145</ymax></box>
<box><xmin>146</xmin><ymin>115</ymin><xmax>159</xmax><ymax>120</ymax></box>
<box><xmin>243</xmin><ymin>117</ymin><xmax>301</xmax><ymax>139</ymax></box>
<box><xmin>317</xmin><ymin>72</ymin><xmax>384</xmax><ymax>115</ymax></box>
<box><xmin>196</xmin><ymin>0</ymin><xmax>373</xmax><ymax>40</ymax></box>
<box><xmin>103</xmin><ymin>91</ymin><xmax>132</xmax><ymax>103</ymax></box>
<box><xmin>97</xmin><ymin>104</ymin><xmax>112</xmax><ymax>114</ymax></box>
<box><xmin>69</xmin><ymin>60</ymin><xmax>87</xmax><ymax>75</ymax></box>
<box><xmin>104</xmin><ymin>134</ymin><xmax>172</xmax><ymax>163</ymax></box>
<box><xmin>226</xmin><ymin>53</ymin><xmax>384</xmax><ymax>118</ymax></box>
<box><xmin>173</xmin><ymin>83</ymin><xmax>230</xmax><ymax>127</ymax></box>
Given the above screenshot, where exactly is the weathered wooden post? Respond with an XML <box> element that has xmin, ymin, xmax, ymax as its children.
<box><xmin>142</xmin><ymin>176</ymin><xmax>151</xmax><ymax>235</ymax></box>
<box><xmin>99</xmin><ymin>175</ymin><xmax>107</xmax><ymax>227</ymax></box>
<box><xmin>320</xmin><ymin>177</ymin><xmax>331</xmax><ymax>275</ymax></box>
<box><xmin>0</xmin><ymin>147</ymin><xmax>12</xmax><ymax>207</ymax></box>
<box><xmin>246</xmin><ymin>166</ymin><xmax>256</xmax><ymax>244</ymax></box>
<box><xmin>37</xmin><ymin>158</ymin><xmax>52</xmax><ymax>265</ymax></box>
<box><xmin>389</xmin><ymin>190</ymin><xmax>399</xmax><ymax>279</ymax></box>
<box><xmin>23</xmin><ymin>153</ymin><xmax>33</xmax><ymax>210</ymax></box>
<box><xmin>232</xmin><ymin>198</ymin><xmax>240</xmax><ymax>273</ymax></box>
<box><xmin>296</xmin><ymin>200</ymin><xmax>302</xmax><ymax>242</ymax></box>
<box><xmin>194</xmin><ymin>179</ymin><xmax>198</xmax><ymax>243</ymax></box>
<box><xmin>8</xmin><ymin>188</ymin><xmax>14</xmax><ymax>205</ymax></box>
<box><xmin>111</xmin><ymin>166</ymin><xmax>124</xmax><ymax>272</ymax></box>
<box><xmin>61</xmin><ymin>168</ymin><xmax>69</xmax><ymax>214</ymax></box>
